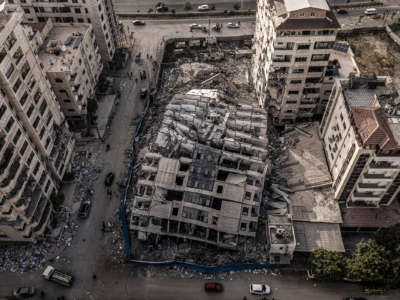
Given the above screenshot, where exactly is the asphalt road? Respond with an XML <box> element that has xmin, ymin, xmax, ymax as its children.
<box><xmin>114</xmin><ymin>0</ymin><xmax>257</xmax><ymax>14</ymax></box>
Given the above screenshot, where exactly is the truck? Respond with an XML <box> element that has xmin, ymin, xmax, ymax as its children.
<box><xmin>42</xmin><ymin>265</ymin><xmax>73</xmax><ymax>287</ymax></box>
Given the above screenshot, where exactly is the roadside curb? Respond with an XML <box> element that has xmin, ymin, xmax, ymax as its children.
<box><xmin>118</xmin><ymin>10</ymin><xmax>255</xmax><ymax>19</ymax></box>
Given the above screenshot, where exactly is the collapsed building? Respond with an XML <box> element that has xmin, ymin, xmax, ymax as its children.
<box><xmin>130</xmin><ymin>91</ymin><xmax>269</xmax><ymax>249</ymax></box>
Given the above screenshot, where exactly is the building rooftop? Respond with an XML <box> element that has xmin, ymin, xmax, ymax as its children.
<box><xmin>276</xmin><ymin>10</ymin><xmax>340</xmax><ymax>30</ymax></box>
<box><xmin>39</xmin><ymin>24</ymin><xmax>90</xmax><ymax>72</ymax></box>
<box><xmin>283</xmin><ymin>0</ymin><xmax>330</xmax><ymax>12</ymax></box>
<box><xmin>281</xmin><ymin>123</ymin><xmax>332</xmax><ymax>189</ymax></box>
<box><xmin>294</xmin><ymin>221</ymin><xmax>345</xmax><ymax>252</ymax></box>
<box><xmin>341</xmin><ymin>201</ymin><xmax>400</xmax><ymax>228</ymax></box>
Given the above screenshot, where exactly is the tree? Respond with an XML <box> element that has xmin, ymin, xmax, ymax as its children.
<box><xmin>210</xmin><ymin>4</ymin><xmax>215</xmax><ymax>10</ymax></box>
<box><xmin>376</xmin><ymin>223</ymin><xmax>400</xmax><ymax>253</ymax></box>
<box><xmin>233</xmin><ymin>3</ymin><xmax>241</xmax><ymax>10</ymax></box>
<box><xmin>310</xmin><ymin>248</ymin><xmax>345</xmax><ymax>281</ymax></box>
<box><xmin>184</xmin><ymin>1</ymin><xmax>192</xmax><ymax>11</ymax></box>
<box><xmin>346</xmin><ymin>239</ymin><xmax>391</xmax><ymax>284</ymax></box>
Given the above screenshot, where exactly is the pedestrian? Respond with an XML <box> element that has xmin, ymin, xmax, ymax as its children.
<box><xmin>92</xmin><ymin>273</ymin><xmax>97</xmax><ymax>280</ymax></box>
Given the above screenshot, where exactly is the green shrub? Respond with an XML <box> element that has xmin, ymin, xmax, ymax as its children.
<box><xmin>184</xmin><ymin>1</ymin><xmax>192</xmax><ymax>11</ymax></box>
<box><xmin>233</xmin><ymin>3</ymin><xmax>240</xmax><ymax>10</ymax></box>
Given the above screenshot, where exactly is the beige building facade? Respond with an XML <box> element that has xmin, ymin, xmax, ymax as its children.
<box><xmin>0</xmin><ymin>10</ymin><xmax>74</xmax><ymax>242</ymax></box>
<box><xmin>6</xmin><ymin>0</ymin><xmax>119</xmax><ymax>64</ymax></box>
<box><xmin>320</xmin><ymin>74</ymin><xmax>400</xmax><ymax>208</ymax></box>
<box><xmin>36</xmin><ymin>20</ymin><xmax>102</xmax><ymax>128</ymax></box>
<box><xmin>253</xmin><ymin>0</ymin><xmax>340</xmax><ymax>125</ymax></box>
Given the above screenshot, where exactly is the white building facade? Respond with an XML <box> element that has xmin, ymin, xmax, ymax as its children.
<box><xmin>6</xmin><ymin>0</ymin><xmax>119</xmax><ymax>64</ymax></box>
<box><xmin>0</xmin><ymin>10</ymin><xmax>74</xmax><ymax>242</ymax></box>
<box><xmin>253</xmin><ymin>0</ymin><xmax>340</xmax><ymax>125</ymax></box>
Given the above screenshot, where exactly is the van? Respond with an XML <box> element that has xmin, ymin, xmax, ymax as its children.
<box><xmin>364</xmin><ymin>8</ymin><xmax>377</xmax><ymax>15</ymax></box>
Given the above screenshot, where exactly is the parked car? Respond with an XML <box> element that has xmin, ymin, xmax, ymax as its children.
<box><xmin>12</xmin><ymin>287</ymin><xmax>36</xmax><ymax>298</ymax></box>
<box><xmin>140</xmin><ymin>88</ymin><xmax>148</xmax><ymax>98</ymax></box>
<box><xmin>343</xmin><ymin>297</ymin><xmax>367</xmax><ymax>300</ymax></box>
<box><xmin>104</xmin><ymin>172</ymin><xmax>115</xmax><ymax>187</ymax></box>
<box><xmin>337</xmin><ymin>8</ymin><xmax>348</xmax><ymax>14</ymax></box>
<box><xmin>132</xmin><ymin>20</ymin><xmax>145</xmax><ymax>25</ymax></box>
<box><xmin>364</xmin><ymin>8</ymin><xmax>377</xmax><ymax>15</ymax></box>
<box><xmin>204</xmin><ymin>282</ymin><xmax>224</xmax><ymax>292</ymax></box>
<box><xmin>249</xmin><ymin>283</ymin><xmax>271</xmax><ymax>295</ymax></box>
<box><xmin>198</xmin><ymin>4</ymin><xmax>210</xmax><ymax>11</ymax></box>
<box><xmin>227</xmin><ymin>22</ymin><xmax>240</xmax><ymax>28</ymax></box>
<box><xmin>190</xmin><ymin>24</ymin><xmax>203</xmax><ymax>30</ymax></box>
<box><xmin>78</xmin><ymin>200</ymin><xmax>91</xmax><ymax>219</ymax></box>
<box><xmin>156</xmin><ymin>5</ymin><xmax>168</xmax><ymax>12</ymax></box>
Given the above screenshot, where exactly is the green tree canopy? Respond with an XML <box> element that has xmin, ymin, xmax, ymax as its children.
<box><xmin>375</xmin><ymin>223</ymin><xmax>400</xmax><ymax>253</ymax></box>
<box><xmin>310</xmin><ymin>248</ymin><xmax>345</xmax><ymax>281</ymax></box>
<box><xmin>346</xmin><ymin>239</ymin><xmax>391</xmax><ymax>284</ymax></box>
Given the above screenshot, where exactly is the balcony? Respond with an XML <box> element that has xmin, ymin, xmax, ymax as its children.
<box><xmin>370</xmin><ymin>161</ymin><xmax>399</xmax><ymax>169</ymax></box>
<box><xmin>363</xmin><ymin>173</ymin><xmax>391</xmax><ymax>180</ymax></box>
<box><xmin>358</xmin><ymin>182</ymin><xmax>387</xmax><ymax>190</ymax></box>
<box><xmin>0</xmin><ymin>145</ymin><xmax>14</xmax><ymax>176</ymax></box>
<box><xmin>347</xmin><ymin>200</ymin><xmax>379</xmax><ymax>208</ymax></box>
<box><xmin>352</xmin><ymin>191</ymin><xmax>382</xmax><ymax>201</ymax></box>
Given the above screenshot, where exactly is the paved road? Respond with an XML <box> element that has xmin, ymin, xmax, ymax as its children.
<box><xmin>114</xmin><ymin>0</ymin><xmax>257</xmax><ymax>14</ymax></box>
<box><xmin>1</xmin><ymin>16</ymin><xmax>400</xmax><ymax>300</ymax></box>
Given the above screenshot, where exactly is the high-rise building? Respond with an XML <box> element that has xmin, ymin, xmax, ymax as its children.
<box><xmin>252</xmin><ymin>0</ymin><xmax>340</xmax><ymax>125</ymax></box>
<box><xmin>5</xmin><ymin>0</ymin><xmax>119</xmax><ymax>64</ymax></box>
<box><xmin>36</xmin><ymin>20</ymin><xmax>103</xmax><ymax>128</ymax></box>
<box><xmin>0</xmin><ymin>9</ymin><xmax>74</xmax><ymax>242</ymax></box>
<box><xmin>320</xmin><ymin>74</ymin><xmax>400</xmax><ymax>208</ymax></box>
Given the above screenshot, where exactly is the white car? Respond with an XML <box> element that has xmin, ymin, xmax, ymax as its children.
<box><xmin>227</xmin><ymin>22</ymin><xmax>240</xmax><ymax>28</ymax></box>
<box><xmin>198</xmin><ymin>4</ymin><xmax>210</xmax><ymax>11</ymax></box>
<box><xmin>249</xmin><ymin>283</ymin><xmax>271</xmax><ymax>295</ymax></box>
<box><xmin>364</xmin><ymin>8</ymin><xmax>377</xmax><ymax>15</ymax></box>
<box><xmin>190</xmin><ymin>24</ymin><xmax>203</xmax><ymax>30</ymax></box>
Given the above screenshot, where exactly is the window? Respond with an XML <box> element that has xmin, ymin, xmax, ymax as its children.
<box><xmin>13</xmin><ymin>129</ymin><xmax>21</xmax><ymax>144</ymax></box>
<box><xmin>39</xmin><ymin>127</ymin><xmax>45</xmax><ymax>139</ymax></box>
<box><xmin>5</xmin><ymin>117</ymin><xmax>14</xmax><ymax>132</ymax></box>
<box><xmin>33</xmin><ymin>116</ymin><xmax>40</xmax><ymax>129</ymax></box>
<box><xmin>240</xmin><ymin>223</ymin><xmax>247</xmax><ymax>231</ymax></box>
<box><xmin>217</xmin><ymin>185</ymin><xmax>223</xmax><ymax>193</ymax></box>
<box><xmin>295</xmin><ymin>57</ymin><xmax>307</xmax><ymax>62</ymax></box>
<box><xmin>6</xmin><ymin>64</ymin><xmax>15</xmax><ymax>79</ymax></box>
<box><xmin>45</xmin><ymin>137</ymin><xmax>51</xmax><ymax>149</ymax></box>
<box><xmin>27</xmin><ymin>104</ymin><xmax>34</xmax><ymax>118</ymax></box>
<box><xmin>85</xmin><ymin>8</ymin><xmax>88</xmax><ymax>13</ymax></box>
<box><xmin>21</xmin><ymin>62</ymin><xmax>30</xmax><ymax>79</ymax></box>
<box><xmin>33</xmin><ymin>90</ymin><xmax>41</xmax><ymax>103</ymax></box>
<box><xmin>12</xmin><ymin>78</ymin><xmax>21</xmax><ymax>93</ymax></box>
<box><xmin>39</xmin><ymin>100</ymin><xmax>47</xmax><ymax>115</ymax></box>
<box><xmin>308</xmin><ymin>66</ymin><xmax>324</xmax><ymax>73</ymax></box>
<box><xmin>64</xmin><ymin>99</ymin><xmax>71</xmax><ymax>103</ymax></box>
<box><xmin>67</xmin><ymin>109</ymin><xmax>75</xmax><ymax>112</ymax></box>
<box><xmin>75</xmin><ymin>8</ymin><xmax>81</xmax><ymax>13</ymax></box>
<box><xmin>27</xmin><ymin>152</ymin><xmax>34</xmax><ymax>165</ymax></box>
<box><xmin>29</xmin><ymin>79</ymin><xmax>36</xmax><ymax>90</ymax></box>
<box><xmin>55</xmin><ymin>78</ymin><xmax>63</xmax><ymax>83</ymax></box>
<box><xmin>290</xmin><ymin>80</ymin><xmax>302</xmax><ymax>84</ymax></box>
<box><xmin>13</xmin><ymin>48</ymin><xmax>23</xmax><ymax>65</ymax></box>
<box><xmin>78</xmin><ymin>18</ymin><xmax>84</xmax><ymax>23</ymax></box>
<box><xmin>33</xmin><ymin>162</ymin><xmax>40</xmax><ymax>175</ymax></box>
<box><xmin>5</xmin><ymin>33</ymin><xmax>16</xmax><ymax>50</ymax></box>
<box><xmin>297</xmin><ymin>44</ymin><xmax>310</xmax><ymax>50</ymax></box>
<box><xmin>20</xmin><ymin>141</ymin><xmax>28</xmax><ymax>156</ymax></box>
<box><xmin>20</xmin><ymin>92</ymin><xmax>28</xmax><ymax>106</ymax></box>
<box><xmin>311</xmin><ymin>54</ymin><xmax>330</xmax><ymax>61</ymax></box>
<box><xmin>78</xmin><ymin>59</ymin><xmax>82</xmax><ymax>65</ymax></box>
<box><xmin>24</xmin><ymin>8</ymin><xmax>30</xmax><ymax>13</ymax></box>
<box><xmin>172</xmin><ymin>208</ymin><xmax>179</xmax><ymax>216</ymax></box>
<box><xmin>212</xmin><ymin>216</ymin><xmax>218</xmax><ymax>225</ymax></box>
<box><xmin>0</xmin><ymin>48</ymin><xmax>6</xmax><ymax>64</ymax></box>
<box><xmin>311</xmin><ymin>12</ymin><xmax>315</xmax><ymax>16</ymax></box>
<box><xmin>46</xmin><ymin>112</ymin><xmax>53</xmax><ymax>126</ymax></box>
<box><xmin>288</xmin><ymin>90</ymin><xmax>299</xmax><ymax>95</ymax></box>
<box><xmin>72</xmin><ymin>0</ymin><xmax>78</xmax><ymax>2</ymax></box>
<box><xmin>299</xmin><ymin>12</ymin><xmax>305</xmax><ymax>16</ymax></box>
<box><xmin>292</xmin><ymin>68</ymin><xmax>304</xmax><ymax>74</ymax></box>
<box><xmin>87</xmin><ymin>18</ymin><xmax>91</xmax><ymax>23</ymax></box>
<box><xmin>0</xmin><ymin>104</ymin><xmax>6</xmax><ymax>120</ymax></box>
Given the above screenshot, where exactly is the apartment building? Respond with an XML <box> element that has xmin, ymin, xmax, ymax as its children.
<box><xmin>36</xmin><ymin>20</ymin><xmax>102</xmax><ymax>128</ymax></box>
<box><xmin>252</xmin><ymin>0</ymin><xmax>340</xmax><ymax>124</ymax></box>
<box><xmin>6</xmin><ymin>0</ymin><xmax>119</xmax><ymax>64</ymax></box>
<box><xmin>130</xmin><ymin>92</ymin><xmax>269</xmax><ymax>249</ymax></box>
<box><xmin>320</xmin><ymin>74</ymin><xmax>400</xmax><ymax>208</ymax></box>
<box><xmin>0</xmin><ymin>9</ymin><xmax>74</xmax><ymax>242</ymax></box>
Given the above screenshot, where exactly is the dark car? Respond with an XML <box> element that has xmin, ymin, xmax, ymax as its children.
<box><xmin>140</xmin><ymin>88</ymin><xmax>148</xmax><ymax>98</ymax></box>
<box><xmin>78</xmin><ymin>200</ymin><xmax>91</xmax><ymax>219</ymax></box>
<box><xmin>337</xmin><ymin>8</ymin><xmax>348</xmax><ymax>14</ymax></box>
<box><xmin>204</xmin><ymin>282</ymin><xmax>224</xmax><ymax>292</ymax></box>
<box><xmin>104</xmin><ymin>172</ymin><xmax>115</xmax><ymax>187</ymax></box>
<box><xmin>343</xmin><ymin>297</ymin><xmax>367</xmax><ymax>300</ymax></box>
<box><xmin>132</xmin><ymin>20</ymin><xmax>145</xmax><ymax>26</ymax></box>
<box><xmin>13</xmin><ymin>287</ymin><xmax>36</xmax><ymax>298</ymax></box>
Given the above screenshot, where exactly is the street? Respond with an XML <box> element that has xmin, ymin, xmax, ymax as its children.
<box><xmin>114</xmin><ymin>0</ymin><xmax>257</xmax><ymax>14</ymax></box>
<box><xmin>2</xmin><ymin>12</ymin><xmax>400</xmax><ymax>300</ymax></box>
